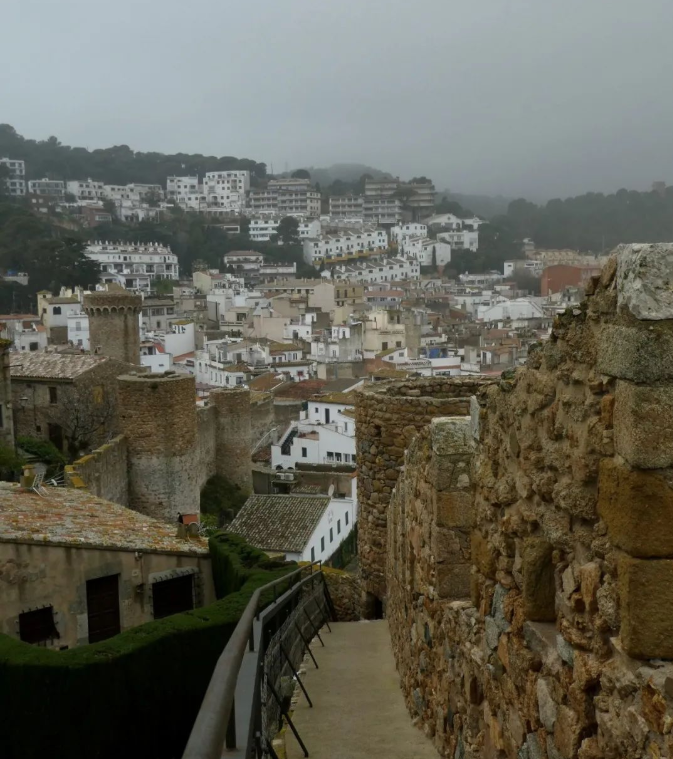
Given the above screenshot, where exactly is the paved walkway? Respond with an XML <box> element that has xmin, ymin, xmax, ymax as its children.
<box><xmin>285</xmin><ymin>620</ymin><xmax>438</xmax><ymax>759</ymax></box>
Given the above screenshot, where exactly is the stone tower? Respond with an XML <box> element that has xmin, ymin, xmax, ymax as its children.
<box><xmin>83</xmin><ymin>289</ymin><xmax>141</xmax><ymax>365</ymax></box>
<box><xmin>117</xmin><ymin>373</ymin><xmax>199</xmax><ymax>523</ymax></box>
<box><xmin>210</xmin><ymin>387</ymin><xmax>252</xmax><ymax>491</ymax></box>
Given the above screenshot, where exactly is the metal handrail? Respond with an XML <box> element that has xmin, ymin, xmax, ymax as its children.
<box><xmin>182</xmin><ymin>560</ymin><xmax>323</xmax><ymax>759</ymax></box>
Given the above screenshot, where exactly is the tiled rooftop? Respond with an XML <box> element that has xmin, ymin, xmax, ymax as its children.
<box><xmin>0</xmin><ymin>483</ymin><xmax>208</xmax><ymax>555</ymax></box>
<box><xmin>229</xmin><ymin>494</ymin><xmax>329</xmax><ymax>553</ymax></box>
<box><xmin>10</xmin><ymin>353</ymin><xmax>111</xmax><ymax>380</ymax></box>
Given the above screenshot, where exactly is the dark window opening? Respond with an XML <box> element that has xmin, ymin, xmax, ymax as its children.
<box><xmin>311</xmin><ymin>547</ymin><xmax>315</xmax><ymax>562</ymax></box>
<box><xmin>48</xmin><ymin>423</ymin><xmax>63</xmax><ymax>451</ymax></box>
<box><xmin>19</xmin><ymin>606</ymin><xmax>59</xmax><ymax>644</ymax></box>
<box><xmin>86</xmin><ymin>574</ymin><xmax>121</xmax><ymax>643</ymax></box>
<box><xmin>152</xmin><ymin>574</ymin><xmax>195</xmax><ymax>619</ymax></box>
<box><xmin>330</xmin><ymin>528</ymin><xmax>333</xmax><ymax>543</ymax></box>
<box><xmin>365</xmin><ymin>592</ymin><xmax>384</xmax><ymax>620</ymax></box>
<box><xmin>321</xmin><ymin>537</ymin><xmax>325</xmax><ymax>552</ymax></box>
<box><xmin>337</xmin><ymin>519</ymin><xmax>341</xmax><ymax>535</ymax></box>
<box><xmin>49</xmin><ymin>386</ymin><xmax>58</xmax><ymax>404</ymax></box>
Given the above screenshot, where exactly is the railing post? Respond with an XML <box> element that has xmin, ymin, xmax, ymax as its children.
<box><xmin>226</xmin><ymin>697</ymin><xmax>236</xmax><ymax>750</ymax></box>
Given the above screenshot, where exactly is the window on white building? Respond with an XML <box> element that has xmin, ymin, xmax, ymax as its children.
<box><xmin>301</xmin><ymin>447</ymin><xmax>307</xmax><ymax>458</ymax></box>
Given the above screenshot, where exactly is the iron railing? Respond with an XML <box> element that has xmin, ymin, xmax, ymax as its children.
<box><xmin>182</xmin><ymin>562</ymin><xmax>334</xmax><ymax>759</ymax></box>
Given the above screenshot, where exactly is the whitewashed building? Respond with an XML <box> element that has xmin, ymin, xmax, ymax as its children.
<box><xmin>330</xmin><ymin>256</ymin><xmax>420</xmax><ymax>284</ymax></box>
<box><xmin>272</xmin><ymin>392</ymin><xmax>357</xmax><ymax>470</ymax></box>
<box><xmin>390</xmin><ymin>223</ymin><xmax>427</xmax><ymax>243</ymax></box>
<box><xmin>303</xmin><ymin>229</ymin><xmax>388</xmax><ymax>266</ymax></box>
<box><xmin>203</xmin><ymin>170</ymin><xmax>249</xmax><ymax>211</ymax></box>
<box><xmin>249</xmin><ymin>218</ymin><xmax>321</xmax><ymax>242</ymax></box>
<box><xmin>27</xmin><ymin>178</ymin><xmax>65</xmax><ymax>199</ymax></box>
<box><xmin>229</xmin><ymin>491</ymin><xmax>357</xmax><ymax>564</ymax></box>
<box><xmin>66</xmin><ymin>179</ymin><xmax>105</xmax><ymax>202</ymax></box>
<box><xmin>329</xmin><ymin>195</ymin><xmax>364</xmax><ymax>218</ymax></box>
<box><xmin>67</xmin><ymin>311</ymin><xmax>90</xmax><ymax>350</ymax></box>
<box><xmin>0</xmin><ymin>158</ymin><xmax>26</xmax><ymax>196</ymax></box>
<box><xmin>86</xmin><ymin>241</ymin><xmax>180</xmax><ymax>291</ymax></box>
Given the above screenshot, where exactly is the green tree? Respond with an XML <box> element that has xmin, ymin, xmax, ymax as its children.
<box><xmin>291</xmin><ymin>169</ymin><xmax>311</xmax><ymax>180</ymax></box>
<box><xmin>273</xmin><ymin>216</ymin><xmax>300</xmax><ymax>245</ymax></box>
<box><xmin>154</xmin><ymin>278</ymin><xmax>177</xmax><ymax>295</ymax></box>
<box><xmin>431</xmin><ymin>245</ymin><xmax>437</xmax><ymax>270</ymax></box>
<box><xmin>102</xmin><ymin>199</ymin><xmax>117</xmax><ymax>217</ymax></box>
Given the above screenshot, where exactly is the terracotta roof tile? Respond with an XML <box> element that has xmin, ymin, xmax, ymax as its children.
<box><xmin>229</xmin><ymin>494</ymin><xmax>329</xmax><ymax>553</ymax></box>
<box><xmin>0</xmin><ymin>483</ymin><xmax>208</xmax><ymax>555</ymax></box>
<box><xmin>10</xmin><ymin>353</ymin><xmax>111</xmax><ymax>380</ymax></box>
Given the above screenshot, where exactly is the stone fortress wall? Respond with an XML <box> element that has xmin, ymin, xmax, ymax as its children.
<box><xmin>370</xmin><ymin>245</ymin><xmax>673</xmax><ymax>758</ymax></box>
<box><xmin>355</xmin><ymin>377</ymin><xmax>491</xmax><ymax>606</ymax></box>
<box><xmin>68</xmin><ymin>376</ymin><xmax>252</xmax><ymax>522</ymax></box>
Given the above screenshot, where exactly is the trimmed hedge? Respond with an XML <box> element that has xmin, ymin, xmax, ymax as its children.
<box><xmin>0</xmin><ymin>532</ymin><xmax>296</xmax><ymax>759</ymax></box>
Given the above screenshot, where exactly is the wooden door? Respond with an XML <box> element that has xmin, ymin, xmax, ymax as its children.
<box><xmin>86</xmin><ymin>574</ymin><xmax>121</xmax><ymax>643</ymax></box>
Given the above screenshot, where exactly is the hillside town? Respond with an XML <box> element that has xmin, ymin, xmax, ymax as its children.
<box><xmin>0</xmin><ymin>158</ymin><xmax>665</xmax><ymax>759</ymax></box>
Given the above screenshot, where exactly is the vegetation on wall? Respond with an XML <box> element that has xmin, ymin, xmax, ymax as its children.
<box><xmin>200</xmin><ymin>474</ymin><xmax>248</xmax><ymax>529</ymax></box>
<box><xmin>0</xmin><ymin>534</ymin><xmax>295</xmax><ymax>759</ymax></box>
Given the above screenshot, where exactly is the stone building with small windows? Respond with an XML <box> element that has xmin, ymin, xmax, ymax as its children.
<box><xmin>0</xmin><ymin>483</ymin><xmax>214</xmax><ymax>649</ymax></box>
<box><xmin>10</xmin><ymin>353</ymin><xmax>131</xmax><ymax>455</ymax></box>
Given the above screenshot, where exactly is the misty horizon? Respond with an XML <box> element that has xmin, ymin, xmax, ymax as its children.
<box><xmin>4</xmin><ymin>0</ymin><xmax>673</xmax><ymax>201</ymax></box>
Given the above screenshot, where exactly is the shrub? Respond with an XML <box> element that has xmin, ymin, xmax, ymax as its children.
<box><xmin>17</xmin><ymin>436</ymin><xmax>67</xmax><ymax>467</ymax></box>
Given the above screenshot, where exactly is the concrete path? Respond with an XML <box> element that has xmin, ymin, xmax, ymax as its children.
<box><xmin>285</xmin><ymin>620</ymin><xmax>439</xmax><ymax>759</ymax></box>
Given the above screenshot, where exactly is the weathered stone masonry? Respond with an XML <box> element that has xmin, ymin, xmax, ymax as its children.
<box><xmin>69</xmin><ymin>375</ymin><xmax>253</xmax><ymax>522</ymax></box>
<box><xmin>355</xmin><ymin>377</ymin><xmax>490</xmax><ymax>604</ymax></box>
<box><xmin>83</xmin><ymin>290</ymin><xmax>142</xmax><ymax>365</ymax></box>
<box><xmin>378</xmin><ymin>244</ymin><xmax>673</xmax><ymax>758</ymax></box>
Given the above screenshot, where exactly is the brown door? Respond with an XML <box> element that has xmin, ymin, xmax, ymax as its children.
<box><xmin>152</xmin><ymin>575</ymin><xmax>194</xmax><ymax>619</ymax></box>
<box><xmin>86</xmin><ymin>574</ymin><xmax>121</xmax><ymax>643</ymax></box>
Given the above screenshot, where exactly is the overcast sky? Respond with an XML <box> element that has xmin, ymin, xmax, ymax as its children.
<box><xmin>4</xmin><ymin>0</ymin><xmax>673</xmax><ymax>200</ymax></box>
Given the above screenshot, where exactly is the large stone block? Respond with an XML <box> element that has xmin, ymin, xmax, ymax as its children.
<box><xmin>471</xmin><ymin>530</ymin><xmax>497</xmax><ymax>579</ymax></box>
<box><xmin>431</xmin><ymin>416</ymin><xmax>473</xmax><ymax>457</ymax></box>
<box><xmin>597</xmin><ymin>324</ymin><xmax>673</xmax><ymax>382</ymax></box>
<box><xmin>598</xmin><ymin>458</ymin><xmax>673</xmax><ymax>557</ymax></box>
<box><xmin>616</xmin><ymin>243</ymin><xmax>673</xmax><ymax>320</ymax></box>
<box><xmin>613</xmin><ymin>381</ymin><xmax>673</xmax><ymax>469</ymax></box>
<box><xmin>619</xmin><ymin>555</ymin><xmax>673</xmax><ymax>659</ymax></box>
<box><xmin>434</xmin><ymin>490</ymin><xmax>473</xmax><ymax>529</ymax></box>
<box><xmin>522</xmin><ymin>538</ymin><xmax>556</xmax><ymax>621</ymax></box>
<box><xmin>436</xmin><ymin>562</ymin><xmax>471</xmax><ymax>599</ymax></box>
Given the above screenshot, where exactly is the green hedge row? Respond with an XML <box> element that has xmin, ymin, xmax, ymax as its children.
<box><xmin>0</xmin><ymin>532</ymin><xmax>296</xmax><ymax>759</ymax></box>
